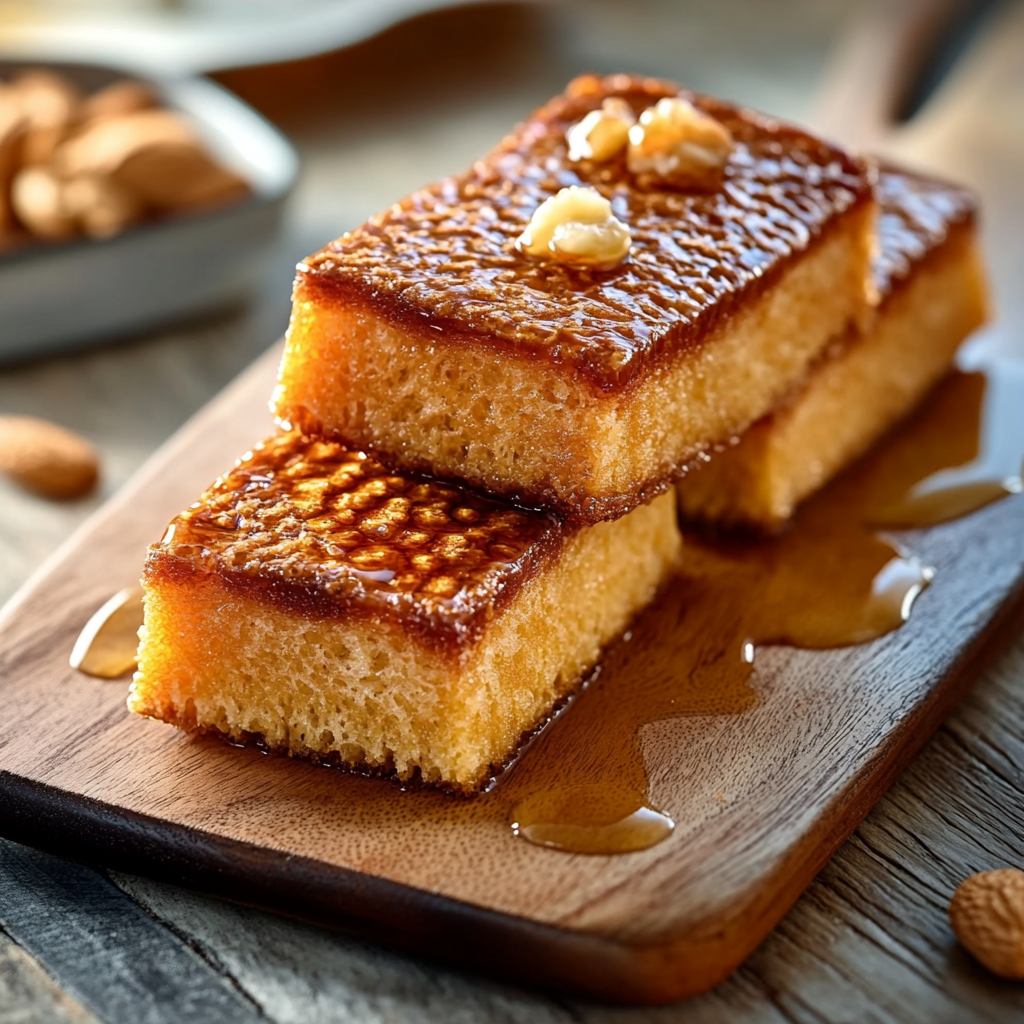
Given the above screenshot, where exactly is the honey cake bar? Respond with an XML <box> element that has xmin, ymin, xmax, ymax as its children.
<box><xmin>273</xmin><ymin>73</ymin><xmax>877</xmax><ymax>524</ymax></box>
<box><xmin>129</xmin><ymin>432</ymin><xmax>681</xmax><ymax>792</ymax></box>
<box><xmin>676</xmin><ymin>167</ymin><xmax>988</xmax><ymax>529</ymax></box>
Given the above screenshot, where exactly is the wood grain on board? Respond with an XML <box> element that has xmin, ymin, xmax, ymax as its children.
<box><xmin>0</xmin><ymin>339</ymin><xmax>1023</xmax><ymax>1003</ymax></box>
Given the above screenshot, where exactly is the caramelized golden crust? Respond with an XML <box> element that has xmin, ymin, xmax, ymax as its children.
<box><xmin>297</xmin><ymin>73</ymin><xmax>874</xmax><ymax>393</ymax></box>
<box><xmin>149</xmin><ymin>432</ymin><xmax>567</xmax><ymax>650</ymax></box>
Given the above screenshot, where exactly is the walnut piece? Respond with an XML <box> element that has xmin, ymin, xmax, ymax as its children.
<box><xmin>627</xmin><ymin>96</ymin><xmax>733</xmax><ymax>189</ymax></box>
<box><xmin>949</xmin><ymin>868</ymin><xmax>1024</xmax><ymax>979</ymax></box>
<box><xmin>516</xmin><ymin>185</ymin><xmax>631</xmax><ymax>270</ymax></box>
<box><xmin>566</xmin><ymin>97</ymin><xmax>636</xmax><ymax>162</ymax></box>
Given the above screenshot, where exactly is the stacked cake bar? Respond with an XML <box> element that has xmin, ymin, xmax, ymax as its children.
<box><xmin>272</xmin><ymin>74</ymin><xmax>877</xmax><ymax>521</ymax></box>
<box><xmin>135</xmin><ymin>435</ymin><xmax>680</xmax><ymax>790</ymax></box>
<box><xmin>129</xmin><ymin>75</ymin><xmax>986</xmax><ymax>792</ymax></box>
<box><xmin>677</xmin><ymin>166</ymin><xmax>988</xmax><ymax>528</ymax></box>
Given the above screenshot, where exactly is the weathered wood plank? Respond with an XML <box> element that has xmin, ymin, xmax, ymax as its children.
<box><xmin>113</xmin><ymin>872</ymin><xmax>576</xmax><ymax>1024</ymax></box>
<box><xmin>2</xmin><ymin>1</ymin><xmax>1023</xmax><ymax>1018</ymax></box>
<box><xmin>111</xmin><ymin>871</ymin><xmax>795</xmax><ymax>1024</ymax></box>
<box><xmin>0</xmin><ymin>929</ymin><xmax>98</xmax><ymax>1024</ymax></box>
<box><xmin>0</xmin><ymin>839</ymin><xmax>263</xmax><ymax>1024</ymax></box>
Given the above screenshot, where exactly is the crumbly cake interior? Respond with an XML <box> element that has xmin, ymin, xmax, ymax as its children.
<box><xmin>677</xmin><ymin>169</ymin><xmax>988</xmax><ymax>529</ymax></box>
<box><xmin>273</xmin><ymin>73</ymin><xmax>877</xmax><ymax>522</ymax></box>
<box><xmin>130</xmin><ymin>433</ymin><xmax>681</xmax><ymax>791</ymax></box>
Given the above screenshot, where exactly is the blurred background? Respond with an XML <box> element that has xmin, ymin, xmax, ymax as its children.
<box><xmin>0</xmin><ymin>0</ymin><xmax>1019</xmax><ymax>605</ymax></box>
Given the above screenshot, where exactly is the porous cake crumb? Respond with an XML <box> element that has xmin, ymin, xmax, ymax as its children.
<box><xmin>677</xmin><ymin>167</ymin><xmax>989</xmax><ymax>529</ymax></box>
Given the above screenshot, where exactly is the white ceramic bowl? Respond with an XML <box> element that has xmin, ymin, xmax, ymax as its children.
<box><xmin>0</xmin><ymin>61</ymin><xmax>298</xmax><ymax>362</ymax></box>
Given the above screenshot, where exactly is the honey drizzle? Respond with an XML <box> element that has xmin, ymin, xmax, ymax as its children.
<box><xmin>505</xmin><ymin>363</ymin><xmax>1024</xmax><ymax>855</ymax></box>
<box><xmin>70</xmin><ymin>586</ymin><xmax>145</xmax><ymax>679</ymax></box>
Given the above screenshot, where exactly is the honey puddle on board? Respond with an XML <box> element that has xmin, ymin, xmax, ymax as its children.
<box><xmin>504</xmin><ymin>365</ymin><xmax>1024</xmax><ymax>855</ymax></box>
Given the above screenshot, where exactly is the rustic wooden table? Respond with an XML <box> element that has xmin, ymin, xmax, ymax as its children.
<box><xmin>2</xmin><ymin>2</ymin><xmax>1023</xmax><ymax>1021</ymax></box>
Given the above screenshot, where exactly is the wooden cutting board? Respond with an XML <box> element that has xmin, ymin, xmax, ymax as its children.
<box><xmin>0</xmin><ymin>341</ymin><xmax>1022</xmax><ymax>1005</ymax></box>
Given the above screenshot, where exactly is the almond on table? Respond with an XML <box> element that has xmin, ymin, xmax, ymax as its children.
<box><xmin>950</xmin><ymin>869</ymin><xmax>1024</xmax><ymax>979</ymax></box>
<box><xmin>0</xmin><ymin>414</ymin><xmax>99</xmax><ymax>499</ymax></box>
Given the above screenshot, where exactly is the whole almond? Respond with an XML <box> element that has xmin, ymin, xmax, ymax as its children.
<box><xmin>0</xmin><ymin>415</ymin><xmax>99</xmax><ymax>499</ymax></box>
<box><xmin>54</xmin><ymin>108</ymin><xmax>197</xmax><ymax>179</ymax></box>
<box><xmin>11</xmin><ymin>70</ymin><xmax>81</xmax><ymax>125</ymax></box>
<box><xmin>113</xmin><ymin>141</ymin><xmax>248</xmax><ymax>209</ymax></box>
<box><xmin>10</xmin><ymin>69</ymin><xmax>81</xmax><ymax>165</ymax></box>
<box><xmin>0</xmin><ymin>97</ymin><xmax>27</xmax><ymax>234</ymax></box>
<box><xmin>950</xmin><ymin>868</ymin><xmax>1024</xmax><ymax>978</ymax></box>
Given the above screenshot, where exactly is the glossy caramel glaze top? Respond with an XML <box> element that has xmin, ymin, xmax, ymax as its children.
<box><xmin>299</xmin><ymin>73</ymin><xmax>874</xmax><ymax>392</ymax></box>
<box><xmin>874</xmin><ymin>165</ymin><xmax>977</xmax><ymax>301</ymax></box>
<box><xmin>146</xmin><ymin>432</ymin><xmax>566</xmax><ymax>650</ymax></box>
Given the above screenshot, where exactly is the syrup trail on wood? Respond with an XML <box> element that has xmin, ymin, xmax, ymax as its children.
<box><xmin>504</xmin><ymin>364</ymin><xmax>1024</xmax><ymax>855</ymax></box>
<box><xmin>70</xmin><ymin>364</ymin><xmax>1024</xmax><ymax>855</ymax></box>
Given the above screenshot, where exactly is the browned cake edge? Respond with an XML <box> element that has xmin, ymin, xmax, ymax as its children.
<box><xmin>291</xmin><ymin>192</ymin><xmax>876</xmax><ymax>403</ymax></box>
<box><xmin>143</xmin><ymin>518</ymin><xmax>572</xmax><ymax>656</ymax></box>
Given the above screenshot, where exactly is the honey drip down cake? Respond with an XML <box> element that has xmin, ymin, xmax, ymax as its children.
<box><xmin>677</xmin><ymin>166</ymin><xmax>989</xmax><ymax>529</ymax></box>
<box><xmin>273</xmin><ymin>73</ymin><xmax>879</xmax><ymax>523</ymax></box>
<box><xmin>129</xmin><ymin>433</ymin><xmax>681</xmax><ymax>792</ymax></box>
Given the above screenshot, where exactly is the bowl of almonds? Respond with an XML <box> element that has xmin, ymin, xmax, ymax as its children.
<box><xmin>0</xmin><ymin>61</ymin><xmax>297</xmax><ymax>360</ymax></box>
